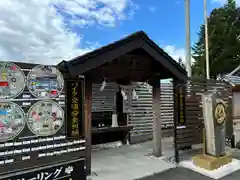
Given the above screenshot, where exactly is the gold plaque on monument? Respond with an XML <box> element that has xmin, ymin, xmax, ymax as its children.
<box><xmin>214</xmin><ymin>102</ymin><xmax>226</xmax><ymax>124</ymax></box>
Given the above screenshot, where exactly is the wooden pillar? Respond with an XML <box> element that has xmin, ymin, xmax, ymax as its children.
<box><xmin>85</xmin><ymin>78</ymin><xmax>92</xmax><ymax>175</ymax></box>
<box><xmin>113</xmin><ymin>85</ymin><xmax>117</xmax><ymax>114</ymax></box>
<box><xmin>116</xmin><ymin>86</ymin><xmax>123</xmax><ymax>125</ymax></box>
<box><xmin>173</xmin><ymin>79</ymin><xmax>180</xmax><ymax>163</ymax></box>
<box><xmin>152</xmin><ymin>80</ymin><xmax>162</xmax><ymax>157</ymax></box>
<box><xmin>127</xmin><ymin>88</ymin><xmax>133</xmax><ymax>125</ymax></box>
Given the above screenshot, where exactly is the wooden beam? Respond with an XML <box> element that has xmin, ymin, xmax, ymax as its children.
<box><xmin>84</xmin><ymin>78</ymin><xmax>92</xmax><ymax>175</ymax></box>
<box><xmin>173</xmin><ymin>79</ymin><xmax>180</xmax><ymax>163</ymax></box>
<box><xmin>152</xmin><ymin>79</ymin><xmax>162</xmax><ymax>157</ymax></box>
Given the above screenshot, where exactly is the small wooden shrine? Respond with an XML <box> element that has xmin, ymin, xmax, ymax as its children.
<box><xmin>60</xmin><ymin>31</ymin><xmax>188</xmax><ymax>174</ymax></box>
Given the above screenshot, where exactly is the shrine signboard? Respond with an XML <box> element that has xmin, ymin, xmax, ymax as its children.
<box><xmin>66</xmin><ymin>79</ymin><xmax>84</xmax><ymax>138</ymax></box>
<box><xmin>175</xmin><ymin>85</ymin><xmax>186</xmax><ymax>125</ymax></box>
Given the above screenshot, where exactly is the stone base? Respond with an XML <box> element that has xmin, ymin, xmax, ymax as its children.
<box><xmin>192</xmin><ymin>153</ymin><xmax>232</xmax><ymax>171</ymax></box>
<box><xmin>180</xmin><ymin>158</ymin><xmax>240</xmax><ymax>179</ymax></box>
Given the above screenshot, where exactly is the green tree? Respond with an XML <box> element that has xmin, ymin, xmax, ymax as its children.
<box><xmin>192</xmin><ymin>0</ymin><xmax>240</xmax><ymax>79</ymax></box>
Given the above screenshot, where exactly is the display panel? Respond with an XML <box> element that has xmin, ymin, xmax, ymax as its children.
<box><xmin>0</xmin><ymin>62</ymin><xmax>85</xmax><ymax>179</ymax></box>
<box><xmin>0</xmin><ymin>102</ymin><xmax>25</xmax><ymax>142</ymax></box>
<box><xmin>27</xmin><ymin>65</ymin><xmax>64</xmax><ymax>98</ymax></box>
<box><xmin>27</xmin><ymin>100</ymin><xmax>64</xmax><ymax>136</ymax></box>
<box><xmin>0</xmin><ymin>61</ymin><xmax>25</xmax><ymax>99</ymax></box>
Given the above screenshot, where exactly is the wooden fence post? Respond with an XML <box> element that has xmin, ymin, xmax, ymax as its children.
<box><xmin>85</xmin><ymin>78</ymin><xmax>92</xmax><ymax>175</ymax></box>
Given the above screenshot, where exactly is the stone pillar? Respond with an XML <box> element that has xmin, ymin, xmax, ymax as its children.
<box><xmin>202</xmin><ymin>93</ymin><xmax>226</xmax><ymax>157</ymax></box>
<box><xmin>193</xmin><ymin>92</ymin><xmax>232</xmax><ymax>171</ymax></box>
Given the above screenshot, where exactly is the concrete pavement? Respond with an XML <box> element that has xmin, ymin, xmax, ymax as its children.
<box><xmin>88</xmin><ymin>128</ymin><xmax>240</xmax><ymax>180</ymax></box>
<box><xmin>140</xmin><ymin>167</ymin><xmax>240</xmax><ymax>180</ymax></box>
<box><xmin>90</xmin><ymin>138</ymin><xmax>176</xmax><ymax>180</ymax></box>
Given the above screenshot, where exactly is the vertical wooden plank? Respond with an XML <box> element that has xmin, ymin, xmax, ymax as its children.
<box><xmin>127</xmin><ymin>88</ymin><xmax>133</xmax><ymax>126</ymax></box>
<box><xmin>203</xmin><ymin>128</ymin><xmax>206</xmax><ymax>154</ymax></box>
<box><xmin>227</xmin><ymin>87</ymin><xmax>235</xmax><ymax>148</ymax></box>
<box><xmin>226</xmin><ymin>87</ymin><xmax>234</xmax><ymax>140</ymax></box>
<box><xmin>152</xmin><ymin>80</ymin><xmax>162</xmax><ymax>157</ymax></box>
<box><xmin>111</xmin><ymin>85</ymin><xmax>118</xmax><ymax>128</ymax></box>
<box><xmin>113</xmin><ymin>84</ymin><xmax>117</xmax><ymax>114</ymax></box>
<box><xmin>85</xmin><ymin>78</ymin><xmax>92</xmax><ymax>175</ymax></box>
<box><xmin>173</xmin><ymin>79</ymin><xmax>179</xmax><ymax>163</ymax></box>
<box><xmin>116</xmin><ymin>87</ymin><xmax>124</xmax><ymax>126</ymax></box>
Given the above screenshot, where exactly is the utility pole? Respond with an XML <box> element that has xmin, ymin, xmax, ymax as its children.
<box><xmin>204</xmin><ymin>0</ymin><xmax>210</xmax><ymax>79</ymax></box>
<box><xmin>185</xmin><ymin>0</ymin><xmax>191</xmax><ymax>77</ymax></box>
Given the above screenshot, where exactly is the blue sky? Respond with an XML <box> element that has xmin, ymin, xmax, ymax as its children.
<box><xmin>76</xmin><ymin>0</ymin><xmax>223</xmax><ymax>58</ymax></box>
<box><xmin>0</xmin><ymin>0</ymin><xmax>227</xmax><ymax>64</ymax></box>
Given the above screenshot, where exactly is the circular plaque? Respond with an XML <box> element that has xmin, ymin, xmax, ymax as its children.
<box><xmin>0</xmin><ymin>102</ymin><xmax>25</xmax><ymax>142</ymax></box>
<box><xmin>0</xmin><ymin>61</ymin><xmax>26</xmax><ymax>99</ymax></box>
<box><xmin>27</xmin><ymin>100</ymin><xmax>64</xmax><ymax>136</ymax></box>
<box><xmin>214</xmin><ymin>102</ymin><xmax>226</xmax><ymax>124</ymax></box>
<box><xmin>27</xmin><ymin>65</ymin><xmax>64</xmax><ymax>98</ymax></box>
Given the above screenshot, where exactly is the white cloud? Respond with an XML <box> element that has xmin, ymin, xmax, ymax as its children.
<box><xmin>163</xmin><ymin>45</ymin><xmax>194</xmax><ymax>64</ymax></box>
<box><xmin>163</xmin><ymin>45</ymin><xmax>186</xmax><ymax>62</ymax></box>
<box><xmin>0</xmin><ymin>0</ymin><xmax>137</xmax><ymax>65</ymax></box>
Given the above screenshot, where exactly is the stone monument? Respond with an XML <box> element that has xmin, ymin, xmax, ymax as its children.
<box><xmin>193</xmin><ymin>92</ymin><xmax>232</xmax><ymax>170</ymax></box>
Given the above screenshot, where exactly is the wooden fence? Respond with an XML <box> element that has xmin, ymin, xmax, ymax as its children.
<box><xmin>90</xmin><ymin>79</ymin><xmax>234</xmax><ymax>147</ymax></box>
<box><xmin>91</xmin><ymin>82</ymin><xmax>175</xmax><ymax>144</ymax></box>
<box><xmin>174</xmin><ymin>79</ymin><xmax>233</xmax><ymax>162</ymax></box>
<box><xmin>126</xmin><ymin>83</ymin><xmax>174</xmax><ymax>143</ymax></box>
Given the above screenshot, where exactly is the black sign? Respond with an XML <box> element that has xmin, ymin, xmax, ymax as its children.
<box><xmin>1</xmin><ymin>159</ymin><xmax>86</xmax><ymax>180</ymax></box>
<box><xmin>176</xmin><ymin>85</ymin><xmax>186</xmax><ymax>125</ymax></box>
<box><xmin>66</xmin><ymin>79</ymin><xmax>84</xmax><ymax>138</ymax></box>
